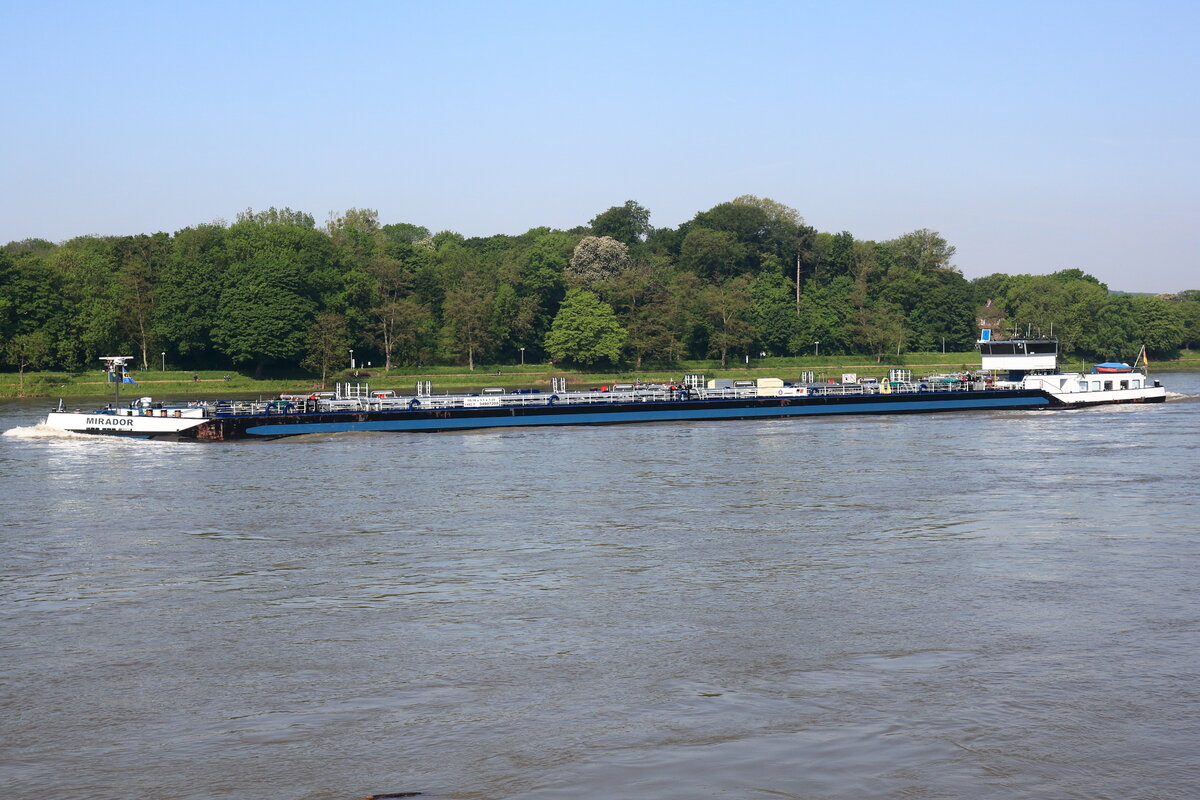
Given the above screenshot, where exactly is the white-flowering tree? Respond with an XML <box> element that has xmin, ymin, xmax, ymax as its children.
<box><xmin>567</xmin><ymin>236</ymin><xmax>630</xmax><ymax>288</ymax></box>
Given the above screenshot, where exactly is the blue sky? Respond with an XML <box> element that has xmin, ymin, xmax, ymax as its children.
<box><xmin>2</xmin><ymin>0</ymin><xmax>1197</xmax><ymax>291</ymax></box>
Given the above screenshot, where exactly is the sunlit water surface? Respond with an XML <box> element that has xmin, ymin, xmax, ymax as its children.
<box><xmin>2</xmin><ymin>374</ymin><xmax>1199</xmax><ymax>799</ymax></box>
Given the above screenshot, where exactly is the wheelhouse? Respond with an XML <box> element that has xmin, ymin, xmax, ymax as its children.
<box><xmin>979</xmin><ymin>337</ymin><xmax>1058</xmax><ymax>380</ymax></box>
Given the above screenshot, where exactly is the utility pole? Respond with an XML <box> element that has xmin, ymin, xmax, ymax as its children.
<box><xmin>795</xmin><ymin>252</ymin><xmax>801</xmax><ymax>315</ymax></box>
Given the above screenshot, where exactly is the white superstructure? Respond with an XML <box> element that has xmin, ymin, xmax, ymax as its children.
<box><xmin>979</xmin><ymin>338</ymin><xmax>1059</xmax><ymax>372</ymax></box>
<box><xmin>1016</xmin><ymin>371</ymin><xmax>1164</xmax><ymax>405</ymax></box>
<box><xmin>980</xmin><ymin>336</ymin><xmax>1165</xmax><ymax>405</ymax></box>
<box><xmin>46</xmin><ymin>398</ymin><xmax>210</xmax><ymax>437</ymax></box>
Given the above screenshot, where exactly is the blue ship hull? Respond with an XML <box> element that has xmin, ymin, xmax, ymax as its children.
<box><xmin>188</xmin><ymin>389</ymin><xmax>1056</xmax><ymax>441</ymax></box>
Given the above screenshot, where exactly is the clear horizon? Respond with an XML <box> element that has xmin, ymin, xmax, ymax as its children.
<box><xmin>3</xmin><ymin>0</ymin><xmax>1197</xmax><ymax>293</ymax></box>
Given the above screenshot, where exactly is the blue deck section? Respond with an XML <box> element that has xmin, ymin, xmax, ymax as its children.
<box><xmin>242</xmin><ymin>395</ymin><xmax>1051</xmax><ymax>436</ymax></box>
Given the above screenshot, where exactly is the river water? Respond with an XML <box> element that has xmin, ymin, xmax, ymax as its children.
<box><xmin>2</xmin><ymin>375</ymin><xmax>1198</xmax><ymax>800</ymax></box>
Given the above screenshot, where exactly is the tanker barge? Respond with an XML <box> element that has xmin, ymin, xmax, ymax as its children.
<box><xmin>41</xmin><ymin>337</ymin><xmax>1166</xmax><ymax>441</ymax></box>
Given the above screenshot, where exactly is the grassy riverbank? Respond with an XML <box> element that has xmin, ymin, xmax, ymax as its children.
<box><xmin>3</xmin><ymin>350</ymin><xmax>1197</xmax><ymax>400</ymax></box>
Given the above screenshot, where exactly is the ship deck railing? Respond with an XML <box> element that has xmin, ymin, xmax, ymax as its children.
<box><xmin>207</xmin><ymin>400</ymin><xmax>302</xmax><ymax>417</ymax></box>
<box><xmin>806</xmin><ymin>380</ymin><xmax>985</xmax><ymax>397</ymax></box>
<box><xmin>396</xmin><ymin>388</ymin><xmax>688</xmax><ymax>410</ymax></box>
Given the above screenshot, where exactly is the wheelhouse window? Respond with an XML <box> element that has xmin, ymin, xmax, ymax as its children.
<box><xmin>979</xmin><ymin>339</ymin><xmax>1057</xmax><ymax>356</ymax></box>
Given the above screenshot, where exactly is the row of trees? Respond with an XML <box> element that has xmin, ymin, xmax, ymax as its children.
<box><xmin>3</xmin><ymin>198</ymin><xmax>1198</xmax><ymax>377</ymax></box>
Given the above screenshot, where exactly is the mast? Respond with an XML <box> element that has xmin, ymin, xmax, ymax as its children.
<box><xmin>100</xmin><ymin>356</ymin><xmax>134</xmax><ymax>404</ymax></box>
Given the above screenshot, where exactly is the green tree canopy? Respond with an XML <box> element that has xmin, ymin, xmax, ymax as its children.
<box><xmin>590</xmin><ymin>200</ymin><xmax>651</xmax><ymax>247</ymax></box>
<box><xmin>236</xmin><ymin>206</ymin><xmax>316</xmax><ymax>228</ymax></box>
<box><xmin>301</xmin><ymin>311</ymin><xmax>351</xmax><ymax>386</ymax></box>
<box><xmin>442</xmin><ymin>280</ymin><xmax>495</xmax><ymax>370</ymax></box>
<box><xmin>1133</xmin><ymin>295</ymin><xmax>1185</xmax><ymax>355</ymax></box>
<box><xmin>212</xmin><ymin>282</ymin><xmax>315</xmax><ymax>376</ymax></box>
<box><xmin>680</xmin><ymin>228</ymin><xmax>744</xmax><ymax>279</ymax></box>
<box><xmin>544</xmin><ymin>289</ymin><xmax>626</xmax><ymax>366</ymax></box>
<box><xmin>887</xmin><ymin>229</ymin><xmax>957</xmax><ymax>273</ymax></box>
<box><xmin>1</xmin><ymin>200</ymin><xmax>1183</xmax><ymax>377</ymax></box>
<box><xmin>381</xmin><ymin>222</ymin><xmax>432</xmax><ymax>245</ymax></box>
<box><xmin>701</xmin><ymin>276</ymin><xmax>753</xmax><ymax>366</ymax></box>
<box><xmin>154</xmin><ymin>224</ymin><xmax>227</xmax><ymax>363</ymax></box>
<box><xmin>750</xmin><ymin>270</ymin><xmax>798</xmax><ymax>355</ymax></box>
<box><xmin>4</xmin><ymin>330</ymin><xmax>52</xmax><ymax>395</ymax></box>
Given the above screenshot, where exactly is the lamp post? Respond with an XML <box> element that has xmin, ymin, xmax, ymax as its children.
<box><xmin>814</xmin><ymin>341</ymin><xmax>820</xmax><ymax>357</ymax></box>
<box><xmin>161</xmin><ymin>352</ymin><xmax>166</xmax><ymax>371</ymax></box>
<box><xmin>520</xmin><ymin>347</ymin><xmax>525</xmax><ymax>366</ymax></box>
<box><xmin>349</xmin><ymin>349</ymin><xmax>355</xmax><ymax>370</ymax></box>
